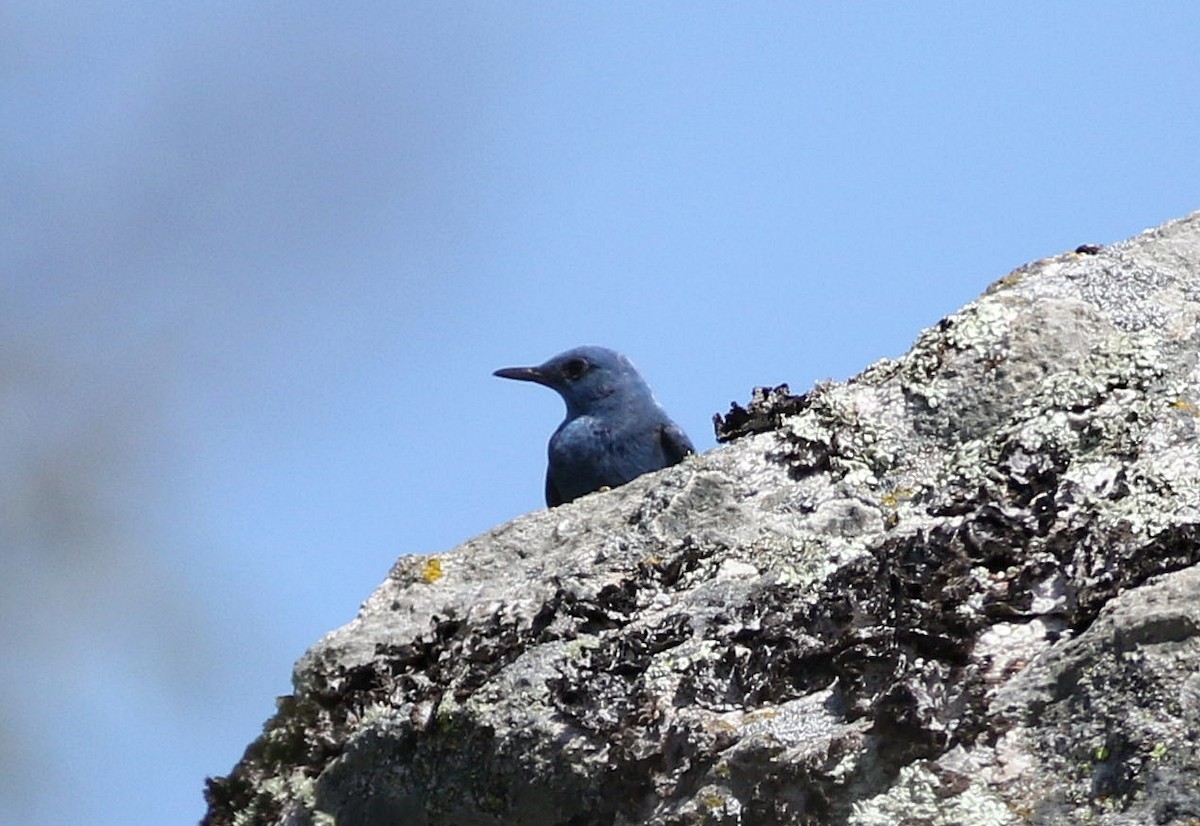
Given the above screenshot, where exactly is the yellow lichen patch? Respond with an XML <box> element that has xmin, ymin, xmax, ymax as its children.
<box><xmin>985</xmin><ymin>272</ymin><xmax>1024</xmax><ymax>294</ymax></box>
<box><xmin>881</xmin><ymin>487</ymin><xmax>915</xmax><ymax>509</ymax></box>
<box><xmin>704</xmin><ymin>718</ymin><xmax>738</xmax><ymax>735</ymax></box>
<box><xmin>420</xmin><ymin>557</ymin><xmax>444</xmax><ymax>584</ymax></box>
<box><xmin>743</xmin><ymin>708</ymin><xmax>777</xmax><ymax>723</ymax></box>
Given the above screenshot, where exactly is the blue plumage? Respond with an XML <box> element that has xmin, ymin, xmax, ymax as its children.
<box><xmin>494</xmin><ymin>346</ymin><xmax>695</xmax><ymax>507</ymax></box>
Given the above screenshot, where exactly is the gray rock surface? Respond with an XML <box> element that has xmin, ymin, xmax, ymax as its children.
<box><xmin>204</xmin><ymin>211</ymin><xmax>1200</xmax><ymax>826</ymax></box>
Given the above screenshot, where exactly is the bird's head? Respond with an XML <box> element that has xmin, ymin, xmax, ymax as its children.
<box><xmin>494</xmin><ymin>345</ymin><xmax>650</xmax><ymax>416</ymax></box>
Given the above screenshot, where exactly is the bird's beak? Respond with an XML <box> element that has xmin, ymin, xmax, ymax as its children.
<box><xmin>493</xmin><ymin>365</ymin><xmax>551</xmax><ymax>385</ymax></box>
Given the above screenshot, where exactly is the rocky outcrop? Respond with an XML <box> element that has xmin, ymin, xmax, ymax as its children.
<box><xmin>204</xmin><ymin>211</ymin><xmax>1200</xmax><ymax>825</ymax></box>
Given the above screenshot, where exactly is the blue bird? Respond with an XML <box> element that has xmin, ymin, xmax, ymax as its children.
<box><xmin>494</xmin><ymin>346</ymin><xmax>695</xmax><ymax>507</ymax></box>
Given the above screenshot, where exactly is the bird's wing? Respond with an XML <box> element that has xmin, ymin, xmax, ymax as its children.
<box><xmin>545</xmin><ymin>471</ymin><xmax>565</xmax><ymax>508</ymax></box>
<box><xmin>659</xmin><ymin>421</ymin><xmax>696</xmax><ymax>466</ymax></box>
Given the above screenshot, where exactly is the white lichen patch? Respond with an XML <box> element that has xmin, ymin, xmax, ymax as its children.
<box><xmin>849</xmin><ymin>763</ymin><xmax>1018</xmax><ymax>826</ymax></box>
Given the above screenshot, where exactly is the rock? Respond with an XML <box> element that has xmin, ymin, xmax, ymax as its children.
<box><xmin>203</xmin><ymin>211</ymin><xmax>1200</xmax><ymax>826</ymax></box>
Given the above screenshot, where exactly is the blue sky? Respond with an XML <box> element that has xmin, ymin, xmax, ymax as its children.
<box><xmin>3</xmin><ymin>3</ymin><xmax>1199</xmax><ymax>824</ymax></box>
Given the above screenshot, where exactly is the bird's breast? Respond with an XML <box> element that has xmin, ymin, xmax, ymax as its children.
<box><xmin>548</xmin><ymin>413</ymin><xmax>667</xmax><ymax>494</ymax></box>
<box><xmin>549</xmin><ymin>416</ymin><xmax>614</xmax><ymax>463</ymax></box>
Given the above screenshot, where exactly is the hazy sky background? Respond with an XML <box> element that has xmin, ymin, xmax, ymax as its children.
<box><xmin>3</xmin><ymin>3</ymin><xmax>1199</xmax><ymax>823</ymax></box>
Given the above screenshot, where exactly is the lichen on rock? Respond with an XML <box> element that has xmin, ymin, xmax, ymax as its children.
<box><xmin>204</xmin><ymin>211</ymin><xmax>1200</xmax><ymax>826</ymax></box>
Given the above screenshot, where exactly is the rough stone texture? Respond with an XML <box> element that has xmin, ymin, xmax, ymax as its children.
<box><xmin>204</xmin><ymin>211</ymin><xmax>1200</xmax><ymax>826</ymax></box>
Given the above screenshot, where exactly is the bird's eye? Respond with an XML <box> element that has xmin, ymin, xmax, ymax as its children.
<box><xmin>562</xmin><ymin>358</ymin><xmax>589</xmax><ymax>380</ymax></box>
